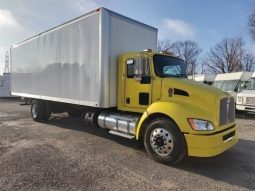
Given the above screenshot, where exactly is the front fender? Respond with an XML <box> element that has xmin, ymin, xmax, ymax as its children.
<box><xmin>135</xmin><ymin>101</ymin><xmax>214</xmax><ymax>139</ymax></box>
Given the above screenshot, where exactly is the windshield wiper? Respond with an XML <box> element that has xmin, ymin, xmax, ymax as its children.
<box><xmin>174</xmin><ymin>74</ymin><xmax>187</xmax><ymax>78</ymax></box>
<box><xmin>161</xmin><ymin>74</ymin><xmax>186</xmax><ymax>78</ymax></box>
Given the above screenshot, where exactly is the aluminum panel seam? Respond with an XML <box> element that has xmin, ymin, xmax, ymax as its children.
<box><xmin>11</xmin><ymin>92</ymin><xmax>99</xmax><ymax>107</ymax></box>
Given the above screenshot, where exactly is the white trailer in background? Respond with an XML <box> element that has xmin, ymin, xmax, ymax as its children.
<box><xmin>236</xmin><ymin>72</ymin><xmax>255</xmax><ymax>113</ymax></box>
<box><xmin>212</xmin><ymin>72</ymin><xmax>253</xmax><ymax>102</ymax></box>
<box><xmin>0</xmin><ymin>73</ymin><xmax>12</xmax><ymax>97</ymax></box>
<box><xmin>189</xmin><ymin>74</ymin><xmax>216</xmax><ymax>85</ymax></box>
<box><xmin>188</xmin><ymin>74</ymin><xmax>205</xmax><ymax>82</ymax></box>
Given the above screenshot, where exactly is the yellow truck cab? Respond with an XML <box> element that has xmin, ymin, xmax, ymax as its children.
<box><xmin>116</xmin><ymin>50</ymin><xmax>237</xmax><ymax>164</ymax></box>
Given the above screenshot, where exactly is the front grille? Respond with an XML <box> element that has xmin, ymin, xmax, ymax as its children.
<box><xmin>245</xmin><ymin>107</ymin><xmax>255</xmax><ymax>111</ymax></box>
<box><xmin>219</xmin><ymin>97</ymin><xmax>235</xmax><ymax>126</ymax></box>
<box><xmin>246</xmin><ymin>97</ymin><xmax>255</xmax><ymax>105</ymax></box>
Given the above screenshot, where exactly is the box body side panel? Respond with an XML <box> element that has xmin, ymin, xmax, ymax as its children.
<box><xmin>108</xmin><ymin>12</ymin><xmax>157</xmax><ymax>107</ymax></box>
<box><xmin>11</xmin><ymin>12</ymin><xmax>102</xmax><ymax>107</ymax></box>
<box><xmin>11</xmin><ymin>8</ymin><xmax>158</xmax><ymax>108</ymax></box>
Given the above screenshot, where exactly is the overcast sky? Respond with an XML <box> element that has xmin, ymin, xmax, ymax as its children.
<box><xmin>0</xmin><ymin>0</ymin><xmax>254</xmax><ymax>74</ymax></box>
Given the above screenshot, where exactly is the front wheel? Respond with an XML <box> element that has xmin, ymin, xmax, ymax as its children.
<box><xmin>144</xmin><ymin>118</ymin><xmax>187</xmax><ymax>165</ymax></box>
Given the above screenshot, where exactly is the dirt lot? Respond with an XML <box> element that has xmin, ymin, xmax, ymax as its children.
<box><xmin>0</xmin><ymin>99</ymin><xmax>254</xmax><ymax>191</ymax></box>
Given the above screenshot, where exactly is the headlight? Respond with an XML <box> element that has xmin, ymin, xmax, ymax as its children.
<box><xmin>237</xmin><ymin>96</ymin><xmax>243</xmax><ymax>104</ymax></box>
<box><xmin>188</xmin><ymin>118</ymin><xmax>214</xmax><ymax>131</ymax></box>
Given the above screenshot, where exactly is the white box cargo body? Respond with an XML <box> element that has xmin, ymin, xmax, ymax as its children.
<box><xmin>11</xmin><ymin>8</ymin><xmax>157</xmax><ymax>108</ymax></box>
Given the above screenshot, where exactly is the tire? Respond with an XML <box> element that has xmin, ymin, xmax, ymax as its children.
<box><xmin>31</xmin><ymin>100</ymin><xmax>45</xmax><ymax>122</ymax></box>
<box><xmin>144</xmin><ymin>118</ymin><xmax>187</xmax><ymax>165</ymax></box>
<box><xmin>43</xmin><ymin>101</ymin><xmax>52</xmax><ymax>121</ymax></box>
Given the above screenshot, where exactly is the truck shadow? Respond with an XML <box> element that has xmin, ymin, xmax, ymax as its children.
<box><xmin>47</xmin><ymin>114</ymin><xmax>138</xmax><ymax>149</ymax></box>
<box><xmin>47</xmin><ymin>114</ymin><xmax>255</xmax><ymax>190</ymax></box>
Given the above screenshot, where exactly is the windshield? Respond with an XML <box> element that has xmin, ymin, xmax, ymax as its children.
<box><xmin>153</xmin><ymin>55</ymin><xmax>186</xmax><ymax>77</ymax></box>
<box><xmin>212</xmin><ymin>80</ymin><xmax>239</xmax><ymax>91</ymax></box>
<box><xmin>246</xmin><ymin>78</ymin><xmax>255</xmax><ymax>90</ymax></box>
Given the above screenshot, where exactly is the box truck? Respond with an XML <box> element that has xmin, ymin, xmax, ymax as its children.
<box><xmin>10</xmin><ymin>8</ymin><xmax>237</xmax><ymax>164</ymax></box>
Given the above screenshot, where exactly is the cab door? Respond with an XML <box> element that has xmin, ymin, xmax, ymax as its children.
<box><xmin>124</xmin><ymin>57</ymin><xmax>152</xmax><ymax>109</ymax></box>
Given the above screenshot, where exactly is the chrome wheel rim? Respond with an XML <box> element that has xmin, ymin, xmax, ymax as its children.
<box><xmin>150</xmin><ymin>128</ymin><xmax>174</xmax><ymax>156</ymax></box>
<box><xmin>31</xmin><ymin>104</ymin><xmax>37</xmax><ymax>118</ymax></box>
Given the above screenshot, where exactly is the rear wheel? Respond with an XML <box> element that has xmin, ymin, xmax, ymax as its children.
<box><xmin>144</xmin><ymin>118</ymin><xmax>187</xmax><ymax>165</ymax></box>
<box><xmin>31</xmin><ymin>100</ymin><xmax>45</xmax><ymax>122</ymax></box>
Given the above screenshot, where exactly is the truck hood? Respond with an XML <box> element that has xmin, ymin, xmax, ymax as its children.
<box><xmin>160</xmin><ymin>78</ymin><xmax>227</xmax><ymax>120</ymax></box>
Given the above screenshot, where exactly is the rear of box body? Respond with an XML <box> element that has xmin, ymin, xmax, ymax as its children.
<box><xmin>11</xmin><ymin>8</ymin><xmax>157</xmax><ymax>108</ymax></box>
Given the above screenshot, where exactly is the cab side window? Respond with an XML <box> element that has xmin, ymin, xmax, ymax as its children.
<box><xmin>134</xmin><ymin>57</ymin><xmax>150</xmax><ymax>76</ymax></box>
<box><xmin>135</xmin><ymin>57</ymin><xmax>151</xmax><ymax>84</ymax></box>
<box><xmin>126</xmin><ymin>59</ymin><xmax>135</xmax><ymax>78</ymax></box>
<box><xmin>126</xmin><ymin>57</ymin><xmax>150</xmax><ymax>78</ymax></box>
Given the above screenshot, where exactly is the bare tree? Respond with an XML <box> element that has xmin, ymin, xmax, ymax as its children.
<box><xmin>157</xmin><ymin>40</ymin><xmax>175</xmax><ymax>52</ymax></box>
<box><xmin>242</xmin><ymin>52</ymin><xmax>255</xmax><ymax>71</ymax></box>
<box><xmin>172</xmin><ymin>40</ymin><xmax>202</xmax><ymax>75</ymax></box>
<box><xmin>206</xmin><ymin>37</ymin><xmax>245</xmax><ymax>74</ymax></box>
<box><xmin>249</xmin><ymin>11</ymin><xmax>255</xmax><ymax>41</ymax></box>
<box><xmin>157</xmin><ymin>40</ymin><xmax>202</xmax><ymax>75</ymax></box>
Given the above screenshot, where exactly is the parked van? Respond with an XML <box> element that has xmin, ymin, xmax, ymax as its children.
<box><xmin>236</xmin><ymin>72</ymin><xmax>255</xmax><ymax>113</ymax></box>
<box><xmin>212</xmin><ymin>72</ymin><xmax>252</xmax><ymax>102</ymax></box>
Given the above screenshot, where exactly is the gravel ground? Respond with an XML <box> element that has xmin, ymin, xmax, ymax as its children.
<box><xmin>0</xmin><ymin>98</ymin><xmax>255</xmax><ymax>191</ymax></box>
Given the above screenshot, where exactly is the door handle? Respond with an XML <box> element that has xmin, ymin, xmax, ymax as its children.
<box><xmin>126</xmin><ymin>97</ymin><xmax>130</xmax><ymax>104</ymax></box>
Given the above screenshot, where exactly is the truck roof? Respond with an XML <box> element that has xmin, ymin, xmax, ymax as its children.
<box><xmin>251</xmin><ymin>71</ymin><xmax>255</xmax><ymax>78</ymax></box>
<box><xmin>214</xmin><ymin>72</ymin><xmax>253</xmax><ymax>81</ymax></box>
<box><xmin>12</xmin><ymin>7</ymin><xmax>158</xmax><ymax>48</ymax></box>
<box><xmin>193</xmin><ymin>74</ymin><xmax>205</xmax><ymax>81</ymax></box>
<box><xmin>188</xmin><ymin>74</ymin><xmax>216</xmax><ymax>82</ymax></box>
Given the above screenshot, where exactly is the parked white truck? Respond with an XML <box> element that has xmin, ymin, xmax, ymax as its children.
<box><xmin>236</xmin><ymin>72</ymin><xmax>255</xmax><ymax>113</ymax></box>
<box><xmin>190</xmin><ymin>74</ymin><xmax>216</xmax><ymax>85</ymax></box>
<box><xmin>10</xmin><ymin>8</ymin><xmax>237</xmax><ymax>164</ymax></box>
<box><xmin>212</xmin><ymin>72</ymin><xmax>252</xmax><ymax>102</ymax></box>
